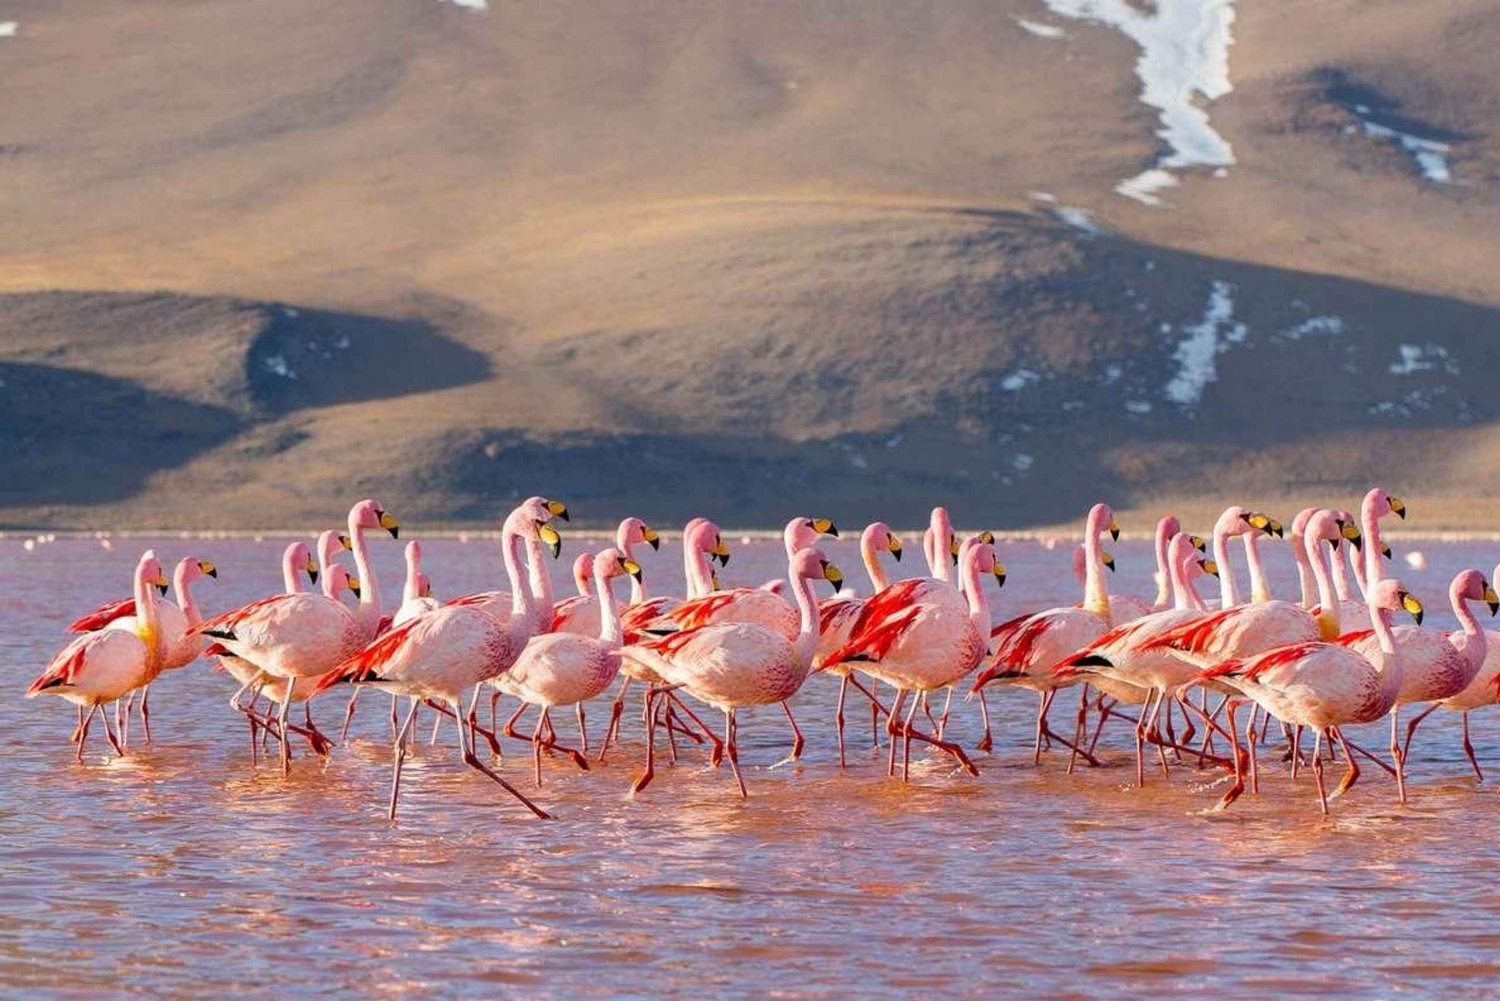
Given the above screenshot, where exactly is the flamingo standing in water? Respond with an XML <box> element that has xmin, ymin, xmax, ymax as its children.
<box><xmin>492</xmin><ymin>547</ymin><xmax>639</xmax><ymax>785</ymax></box>
<box><xmin>194</xmin><ymin>499</ymin><xmax>399</xmax><ymax>773</ymax></box>
<box><xmin>1192</xmin><ymin>577</ymin><xmax>1420</xmax><ymax>813</ymax></box>
<box><xmin>312</xmin><ymin>497</ymin><xmax>565</xmax><ymax>820</ymax></box>
<box><xmin>814</xmin><ymin>521</ymin><xmax>903</xmax><ymax>766</ymax></box>
<box><xmin>27</xmin><ymin>551</ymin><xmax>170</xmax><ymax>760</ymax></box>
<box><xmin>1053</xmin><ymin>532</ymin><xmax>1220</xmax><ymax>785</ymax></box>
<box><xmin>630</xmin><ymin>547</ymin><xmax>846</xmax><ymax>797</ymax></box>
<box><xmin>1398</xmin><ymin>560</ymin><xmax>1500</xmax><ymax>782</ymax></box>
<box><xmin>821</xmin><ymin>540</ymin><xmax>1006</xmax><ymax>781</ymax></box>
<box><xmin>67</xmin><ymin>554</ymin><xmax>218</xmax><ymax>744</ymax></box>
<box><xmin>971</xmin><ymin>503</ymin><xmax>1130</xmax><ymax>763</ymax></box>
<box><xmin>552</xmin><ymin>517</ymin><xmax>659</xmax><ymax>636</ymax></box>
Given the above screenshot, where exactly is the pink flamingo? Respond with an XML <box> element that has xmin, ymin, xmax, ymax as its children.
<box><xmin>552</xmin><ymin>517</ymin><xmax>659</xmax><ymax>636</ymax></box>
<box><xmin>597</xmin><ymin>518</ymin><xmax>728</xmax><ymax>761</ymax></box>
<box><xmin>630</xmin><ymin>547</ymin><xmax>846</xmax><ymax>797</ymax></box>
<box><xmin>492</xmin><ymin>547</ymin><xmax>640</xmax><ymax>785</ymax></box>
<box><xmin>1399</xmin><ymin>560</ymin><xmax>1500</xmax><ymax>782</ymax></box>
<box><xmin>1053</xmin><ymin>532</ymin><xmax>1220</xmax><ymax>785</ymax></box>
<box><xmin>970</xmin><ymin>503</ymin><xmax>1129</xmax><ymax>763</ymax></box>
<box><xmin>193</xmin><ymin>499</ymin><xmax>399</xmax><ymax>773</ymax></box>
<box><xmin>1193</xmin><ymin>576</ymin><xmax>1419</xmax><ymax>813</ymax></box>
<box><xmin>820</xmin><ymin>541</ymin><xmax>1006</xmax><ymax>781</ymax></box>
<box><xmin>311</xmin><ymin>498</ymin><xmax>564</xmax><ymax>820</ymax></box>
<box><xmin>813</xmin><ymin>521</ymin><xmax>903</xmax><ymax>766</ymax></box>
<box><xmin>444</xmin><ymin>500</ymin><xmax>572</xmax><ymax>617</ymax></box>
<box><xmin>67</xmin><ymin>554</ymin><xmax>218</xmax><ymax>744</ymax></box>
<box><xmin>27</xmin><ymin>551</ymin><xmax>170</xmax><ymax>760</ymax></box>
<box><xmin>392</xmin><ymin>541</ymin><xmax>440</xmax><ymax>628</ymax></box>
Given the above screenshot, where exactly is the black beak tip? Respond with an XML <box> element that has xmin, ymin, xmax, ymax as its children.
<box><xmin>892</xmin><ymin>549</ymin><xmax>902</xmax><ymax>562</ymax></box>
<box><xmin>648</xmin><ymin>537</ymin><xmax>661</xmax><ymax>551</ymax></box>
<box><xmin>206</xmin><ymin>568</ymin><xmax>218</xmax><ymax>579</ymax></box>
<box><xmin>388</xmin><ymin>526</ymin><xmax>400</xmax><ymax>539</ymax></box>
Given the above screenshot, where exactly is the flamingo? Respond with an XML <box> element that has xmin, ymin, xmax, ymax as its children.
<box><xmin>647</xmin><ymin>516</ymin><xmax>839</xmax><ymax>642</ymax></box>
<box><xmin>216</xmin><ymin>563</ymin><xmax>360</xmax><ymax>761</ymax></box>
<box><xmin>819</xmin><ymin>540</ymin><xmax>1006</xmax><ymax>781</ymax></box>
<box><xmin>26</xmin><ymin>551</ymin><xmax>170</xmax><ymax>760</ymax></box>
<box><xmin>66</xmin><ymin>554</ymin><xmax>218</xmax><ymax>744</ymax></box>
<box><xmin>1053</xmin><ymin>532</ymin><xmax>1219</xmax><ymax>785</ymax></box>
<box><xmin>596</xmin><ymin>518</ymin><xmax>729</xmax><ymax>761</ymax></box>
<box><xmin>630</xmin><ymin>546</ymin><xmax>847</xmax><ymax>797</ymax></box>
<box><xmin>491</xmin><ymin>547</ymin><xmax>640</xmax><ymax>785</ymax></box>
<box><xmin>551</xmin><ymin>517</ymin><xmax>659</xmax><ymax>636</ymax></box>
<box><xmin>970</xmin><ymin>503</ymin><xmax>1131</xmax><ymax>763</ymax></box>
<box><xmin>392</xmin><ymin>541</ymin><xmax>440</xmax><ymax>628</ymax></box>
<box><xmin>443</xmin><ymin>499</ymin><xmax>571</xmax><ymax>618</ymax></box>
<box><xmin>1343</xmin><ymin>558</ymin><xmax>1494</xmax><ymax>802</ymax></box>
<box><xmin>813</xmin><ymin>521</ymin><xmax>903</xmax><ymax>766</ymax></box>
<box><xmin>1399</xmin><ymin>560</ymin><xmax>1500</xmax><ymax>782</ymax></box>
<box><xmin>193</xmin><ymin>499</ymin><xmax>399</xmax><ymax>773</ymax></box>
<box><xmin>311</xmin><ymin>497</ymin><xmax>565</xmax><ymax>820</ymax></box>
<box><xmin>1191</xmin><ymin>577</ymin><xmax>1420</xmax><ymax>813</ymax></box>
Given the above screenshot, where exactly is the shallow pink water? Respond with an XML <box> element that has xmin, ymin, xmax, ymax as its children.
<box><xmin>5</xmin><ymin>532</ymin><xmax>1500</xmax><ymax>995</ymax></box>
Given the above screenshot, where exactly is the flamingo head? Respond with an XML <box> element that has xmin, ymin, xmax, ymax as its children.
<box><xmin>299</xmin><ymin>542</ymin><xmax>321</xmax><ymax>586</ymax></box>
<box><xmin>685</xmin><ymin>518</ymin><xmax>730</xmax><ymax>566</ymax></box>
<box><xmin>864</xmin><ymin>522</ymin><xmax>902</xmax><ymax>563</ymax></box>
<box><xmin>571</xmin><ymin>552</ymin><xmax>595</xmax><ymax>593</ymax></box>
<box><xmin>961</xmin><ymin>540</ymin><xmax>1007</xmax><ymax>590</ymax></box>
<box><xmin>137</xmin><ymin>551</ymin><xmax>169</xmax><ymax>594</ymax></box>
<box><xmin>510</xmin><ymin>496</ymin><xmax>569</xmax><ymax>558</ymax></box>
<box><xmin>1171</xmin><ymin>532</ymin><xmax>1212</xmax><ymax>579</ymax></box>
<box><xmin>1245</xmin><ymin>512</ymin><xmax>1281</xmax><ymax>538</ymax></box>
<box><xmin>177</xmin><ymin>556</ymin><xmax>218</xmax><ymax>586</ymax></box>
<box><xmin>350</xmin><ymin>498</ymin><xmax>400</xmax><ymax>539</ymax></box>
<box><xmin>1290</xmin><ymin>507</ymin><xmax>1320</xmax><ymax>541</ymax></box>
<box><xmin>791</xmin><ymin>547</ymin><xmax>844</xmax><ymax>595</ymax></box>
<box><xmin>1364</xmin><ymin>487</ymin><xmax>1407</xmax><ymax>522</ymax></box>
<box><xmin>1088</xmin><ymin>502</ymin><xmax>1121</xmax><ymax>542</ymax></box>
<box><xmin>1157</xmin><ymin>515</ymin><xmax>1181</xmax><ymax>543</ymax></box>
<box><xmin>1370</xmin><ymin>577</ymin><xmax>1424</xmax><ymax>625</ymax></box>
<box><xmin>1333</xmin><ymin>510</ymin><xmax>1364</xmax><ymax>551</ymax></box>
<box><xmin>595</xmin><ymin>547</ymin><xmax>643</xmax><ymax>585</ymax></box>
<box><xmin>786</xmin><ymin>516</ymin><xmax>839</xmax><ymax>554</ymax></box>
<box><xmin>1453</xmin><ymin>569</ymin><xmax>1499</xmax><ymax>617</ymax></box>
<box><xmin>326</xmin><ymin>564</ymin><xmax>359</xmax><ymax>600</ymax></box>
<box><xmin>616</xmin><ymin>516</ymin><xmax>660</xmax><ymax>552</ymax></box>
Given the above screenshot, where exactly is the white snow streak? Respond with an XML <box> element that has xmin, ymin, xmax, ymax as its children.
<box><xmin>1163</xmin><ymin>281</ymin><xmax>1245</xmax><ymax>406</ymax></box>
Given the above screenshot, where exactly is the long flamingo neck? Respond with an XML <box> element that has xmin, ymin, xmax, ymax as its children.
<box><xmin>1153</xmin><ymin>522</ymin><xmax>1173</xmax><ymax>607</ymax></box>
<box><xmin>282</xmin><ymin>547</ymin><xmax>303</xmax><ymax>595</ymax></box>
<box><xmin>403</xmin><ymin>550</ymin><xmax>421</xmax><ymax>604</ymax></box>
<box><xmin>134</xmin><ymin>567</ymin><xmax>162</xmax><ymax>669</ymax></box>
<box><xmin>1330</xmin><ymin>541</ymin><xmax>1354</xmax><ymax>601</ymax></box>
<box><xmin>596</xmin><ymin>568</ymin><xmax>622</xmax><ymax>647</ymax></box>
<box><xmin>791</xmin><ymin>572</ymin><xmax>820</xmax><ymax>667</ymax></box>
<box><xmin>1290</xmin><ymin>530</ymin><xmax>1314</xmax><ymax>609</ymax></box>
<box><xmin>1306</xmin><ymin>534</ymin><xmax>1339</xmax><ymax>639</ymax></box>
<box><xmin>1451</xmin><ymin>578</ymin><xmax>1486</xmax><ymax>671</ymax></box>
<box><xmin>961</xmin><ymin>551</ymin><xmax>993</xmax><ymax>638</ymax></box>
<box><xmin>502</xmin><ymin>526</ymin><xmax>529</xmax><ymax>619</ymax></box>
<box><xmin>1212</xmin><ymin>527</ymin><xmax>1239</xmax><ymax>609</ymax></box>
<box><xmin>174</xmin><ymin>562</ymin><xmax>202</xmax><ymax>626</ymax></box>
<box><xmin>1082</xmin><ymin>523</ymin><xmax>1109</xmax><ymax>616</ymax></box>
<box><xmin>1370</xmin><ymin>590</ymin><xmax>1396</xmax><ymax>655</ymax></box>
<box><xmin>618</xmin><ymin>532</ymin><xmax>646</xmax><ymax>603</ymax></box>
<box><xmin>684</xmin><ymin>534</ymin><xmax>713</xmax><ymax>598</ymax></box>
<box><xmin>861</xmin><ymin>526</ymin><xmax>890</xmax><ymax>591</ymax></box>
<box><xmin>347</xmin><ymin>516</ymin><xmax>380</xmax><ymax>625</ymax></box>
<box><xmin>1242</xmin><ymin>532</ymin><xmax>1271</xmax><ymax>603</ymax></box>
<box><xmin>1167</xmin><ymin>548</ymin><xmax>1191</xmax><ymax>612</ymax></box>
<box><xmin>1361</xmin><ymin>502</ymin><xmax>1386</xmax><ymax>588</ymax></box>
<box><xmin>1350</xmin><ymin>543</ymin><xmax>1369</xmax><ymax>600</ymax></box>
<box><xmin>931</xmin><ymin>511</ymin><xmax>953</xmax><ymax>585</ymax></box>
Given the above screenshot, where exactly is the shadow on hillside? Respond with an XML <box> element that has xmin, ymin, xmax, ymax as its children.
<box><xmin>246</xmin><ymin>306</ymin><xmax>492</xmax><ymax>414</ymax></box>
<box><xmin>0</xmin><ymin>362</ymin><xmax>242</xmax><ymax>510</ymax></box>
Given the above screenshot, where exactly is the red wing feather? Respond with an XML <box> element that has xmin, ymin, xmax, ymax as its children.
<box><xmin>825</xmin><ymin>605</ymin><xmax>922</xmax><ymax>667</ymax></box>
<box><xmin>1140</xmin><ymin>607</ymin><xmax>1238</xmax><ymax>654</ymax></box>
<box><xmin>68</xmin><ymin>597</ymin><xmax>136</xmax><ymax>632</ymax></box>
<box><xmin>27</xmin><ymin>640</ymin><xmax>92</xmax><ymax>695</ymax></box>
<box><xmin>312</xmin><ymin>620</ymin><xmax>421</xmax><ymax>694</ymax></box>
<box><xmin>194</xmin><ymin>594</ymin><xmax>286</xmax><ymax>636</ymax></box>
<box><xmin>664</xmin><ymin>591</ymin><xmax>744</xmax><ymax>631</ymax></box>
<box><xmin>1332</xmin><ymin>629</ymin><xmax>1376</xmax><ymax>647</ymax></box>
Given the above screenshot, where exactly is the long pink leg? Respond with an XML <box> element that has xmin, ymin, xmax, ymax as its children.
<box><xmin>722</xmin><ymin>709</ymin><xmax>747</xmax><ymax>798</ymax></box>
<box><xmin>139</xmin><ymin>686</ymin><xmax>153</xmax><ymax>746</ymax></box>
<box><xmin>1330</xmin><ymin>727</ymin><xmax>1361</xmax><ymax>800</ymax></box>
<box><xmin>75</xmin><ymin>705</ymin><xmax>98</xmax><ymax>763</ymax></box>
<box><xmin>454</xmin><ymin>699</ymin><xmax>550</xmax><ymax>819</ymax></box>
<box><xmin>780</xmin><ymin>702</ymin><xmax>804</xmax><ymax>762</ymax></box>
<box><xmin>504</xmin><ymin>703</ymin><xmax>529</xmax><ymax>740</ymax></box>
<box><xmin>1032</xmin><ymin>690</ymin><xmax>1055</xmax><ymax>765</ymax></box>
<box><xmin>1401</xmin><ymin>704</ymin><xmax>1438</xmax><ymax>766</ymax></box>
<box><xmin>886</xmin><ymin>690</ymin><xmax>907</xmax><ymax>777</ymax></box>
<box><xmin>340</xmin><ymin>688</ymin><xmax>362</xmax><ymax>742</ymax></box>
<box><xmin>937</xmin><ymin>687</ymin><xmax>954</xmax><ymax>740</ymax></box>
<box><xmin>1463</xmin><ymin>712</ymin><xmax>1486</xmax><ymax>782</ymax></box>
<box><xmin>598</xmin><ymin>677</ymin><xmax>632</xmax><ymax>763</ymax></box>
<box><xmin>1389</xmin><ymin>707</ymin><xmax>1408</xmax><ymax>804</ymax></box>
<box><xmin>577</xmin><ymin>703</ymin><xmax>589</xmax><ymax>755</ymax></box>
<box><xmin>630</xmin><ymin>687</ymin><xmax>661</xmax><ymax>794</ymax></box>
<box><xmin>1134</xmin><ymin>690</ymin><xmax>1158</xmax><ymax>787</ymax></box>
<box><xmin>388</xmin><ymin>699</ymin><xmax>420</xmax><ymax>821</ymax></box>
<box><xmin>70</xmin><ymin>704</ymin><xmax>85</xmax><ymax>743</ymax></box>
<box><xmin>1291</xmin><ymin>724</ymin><xmax>1304</xmax><ymax>780</ymax></box>
<box><xmin>1244</xmin><ymin>706</ymin><xmax>1261</xmax><ymax>795</ymax></box>
<box><xmin>901</xmin><ymin>695</ymin><xmax>920</xmax><ymax>782</ymax></box>
<box><xmin>975</xmin><ymin>689</ymin><xmax>993</xmax><ymax>753</ymax></box>
<box><xmin>531</xmin><ymin>709</ymin><xmax>547</xmax><ymax>787</ymax></box>
<box><xmin>1213</xmin><ymin>701</ymin><xmax>1246</xmax><ymax>811</ymax></box>
<box><xmin>114</xmin><ymin>699</ymin><xmax>128</xmax><ymax>752</ymax></box>
<box><xmin>1311</xmin><ymin>728</ymin><xmax>1329</xmax><ymax>814</ymax></box>
<box><xmin>1067</xmin><ymin>685</ymin><xmax>1090</xmax><ymax>775</ymax></box>
<box><xmin>101</xmin><ymin>702</ymin><xmax>125</xmax><ymax>758</ymax></box>
<box><xmin>834</xmin><ymin>675</ymin><xmax>850</xmax><ymax>768</ymax></box>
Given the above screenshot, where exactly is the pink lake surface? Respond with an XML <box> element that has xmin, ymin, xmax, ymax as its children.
<box><xmin>4</xmin><ymin>531</ymin><xmax>1500</xmax><ymax>996</ymax></box>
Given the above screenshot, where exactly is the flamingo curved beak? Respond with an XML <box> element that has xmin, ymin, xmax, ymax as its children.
<box><xmin>546</xmin><ymin>499</ymin><xmax>571</xmax><ymax>521</ymax></box>
<box><xmin>538</xmin><ymin>523</ymin><xmax>563</xmax><ymax>559</ymax></box>
<box><xmin>812</xmin><ymin>518</ymin><xmax>838</xmax><ymax>538</ymax></box>
<box><xmin>1101</xmin><ymin>550</ymin><xmax>1117</xmax><ymax>572</ymax></box>
<box><xmin>1199</xmin><ymin>558</ymin><xmax>1219</xmax><ymax>579</ymax></box>
<box><xmin>306</xmin><ymin>558</ymin><xmax>320</xmax><ymax>586</ymax></box>
<box><xmin>887</xmin><ymin>534</ymin><xmax>903</xmax><ymax>561</ymax></box>
<box><xmin>713</xmin><ymin>539</ymin><xmax>731</xmax><ymax>566</ymax></box>
<box><xmin>338</xmin><ymin>533</ymin><xmax>353</xmax><ymax>551</ymax></box>
<box><xmin>991</xmin><ymin>562</ymin><xmax>1007</xmax><ymax>588</ymax></box>
<box><xmin>198</xmin><ymin>560</ymin><xmax>218</xmax><ymax>579</ymax></box>
<box><xmin>1189</xmin><ymin>534</ymin><xmax>1207</xmax><ymax>553</ymax></box>
<box><xmin>377</xmin><ymin>509</ymin><xmax>400</xmax><ymax>538</ymax></box>
<box><xmin>821</xmin><ymin>560</ymin><xmax>844</xmax><ymax>594</ymax></box>
<box><xmin>1400</xmin><ymin>591</ymin><xmax>1423</xmax><ymax>625</ymax></box>
<box><xmin>623</xmin><ymin>558</ymin><xmax>644</xmax><ymax>584</ymax></box>
<box><xmin>348</xmin><ymin>576</ymin><xmax>362</xmax><ymax>599</ymax></box>
<box><xmin>642</xmin><ymin>526</ymin><xmax>661</xmax><ymax>550</ymax></box>
<box><xmin>1485</xmin><ymin>583</ymin><xmax>1499</xmax><ymax>617</ymax></box>
<box><xmin>1389</xmin><ymin>496</ymin><xmax>1407</xmax><ymax>519</ymax></box>
<box><xmin>1107</xmin><ymin>519</ymin><xmax>1121</xmax><ymax>542</ymax></box>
